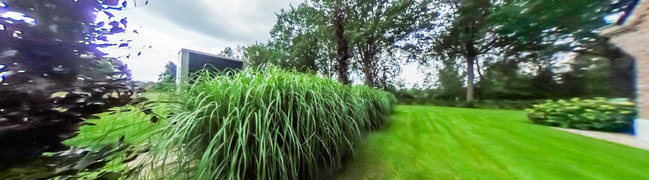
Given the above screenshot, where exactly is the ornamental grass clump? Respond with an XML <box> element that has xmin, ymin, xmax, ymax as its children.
<box><xmin>526</xmin><ymin>98</ymin><xmax>636</xmax><ymax>132</ymax></box>
<box><xmin>139</xmin><ymin>67</ymin><xmax>395</xmax><ymax>179</ymax></box>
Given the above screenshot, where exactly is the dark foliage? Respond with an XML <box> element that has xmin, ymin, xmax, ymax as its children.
<box><xmin>158</xmin><ymin>61</ymin><xmax>176</xmax><ymax>83</ymax></box>
<box><xmin>151</xmin><ymin>61</ymin><xmax>176</xmax><ymax>91</ymax></box>
<box><xmin>0</xmin><ymin>143</ymin><xmax>133</xmax><ymax>179</ymax></box>
<box><xmin>0</xmin><ymin>0</ymin><xmax>133</xmax><ymax>162</ymax></box>
<box><xmin>391</xmin><ymin>88</ymin><xmax>545</xmax><ymax>110</ymax></box>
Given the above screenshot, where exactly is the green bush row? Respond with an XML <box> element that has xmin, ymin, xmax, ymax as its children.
<box><xmin>136</xmin><ymin>67</ymin><xmax>395</xmax><ymax>179</ymax></box>
<box><xmin>397</xmin><ymin>98</ymin><xmax>544</xmax><ymax>110</ymax></box>
<box><xmin>526</xmin><ymin>98</ymin><xmax>636</xmax><ymax>132</ymax></box>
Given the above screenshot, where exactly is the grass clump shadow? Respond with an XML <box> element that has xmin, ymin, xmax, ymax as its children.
<box><xmin>135</xmin><ymin>67</ymin><xmax>395</xmax><ymax>179</ymax></box>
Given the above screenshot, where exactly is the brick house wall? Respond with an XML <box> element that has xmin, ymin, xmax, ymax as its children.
<box><xmin>602</xmin><ymin>0</ymin><xmax>649</xmax><ymax>118</ymax></box>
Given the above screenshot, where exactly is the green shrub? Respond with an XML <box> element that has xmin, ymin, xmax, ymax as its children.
<box><xmin>136</xmin><ymin>67</ymin><xmax>395</xmax><ymax>179</ymax></box>
<box><xmin>475</xmin><ymin>99</ymin><xmax>546</xmax><ymax>110</ymax></box>
<box><xmin>526</xmin><ymin>98</ymin><xmax>636</xmax><ymax>132</ymax></box>
<box><xmin>396</xmin><ymin>97</ymin><xmax>543</xmax><ymax>110</ymax></box>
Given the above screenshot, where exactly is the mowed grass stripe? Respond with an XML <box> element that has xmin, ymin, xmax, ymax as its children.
<box><xmin>336</xmin><ymin>105</ymin><xmax>649</xmax><ymax>180</ymax></box>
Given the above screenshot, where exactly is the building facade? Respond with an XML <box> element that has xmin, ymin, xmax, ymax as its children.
<box><xmin>176</xmin><ymin>48</ymin><xmax>246</xmax><ymax>85</ymax></box>
<box><xmin>601</xmin><ymin>0</ymin><xmax>649</xmax><ymax>139</ymax></box>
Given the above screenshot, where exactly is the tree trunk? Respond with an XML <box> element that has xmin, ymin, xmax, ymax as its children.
<box><xmin>381</xmin><ymin>66</ymin><xmax>388</xmax><ymax>90</ymax></box>
<box><xmin>306</xmin><ymin>54</ymin><xmax>317</xmax><ymax>73</ymax></box>
<box><xmin>360</xmin><ymin>41</ymin><xmax>377</xmax><ymax>87</ymax></box>
<box><xmin>362</xmin><ymin>60</ymin><xmax>374</xmax><ymax>87</ymax></box>
<box><xmin>306</xmin><ymin>37</ymin><xmax>318</xmax><ymax>73</ymax></box>
<box><xmin>332</xmin><ymin>7</ymin><xmax>351</xmax><ymax>84</ymax></box>
<box><xmin>466</xmin><ymin>56</ymin><xmax>475</xmax><ymax>103</ymax></box>
<box><xmin>475</xmin><ymin>57</ymin><xmax>483</xmax><ymax>81</ymax></box>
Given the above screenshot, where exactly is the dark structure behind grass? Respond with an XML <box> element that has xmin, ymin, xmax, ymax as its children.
<box><xmin>138</xmin><ymin>67</ymin><xmax>395</xmax><ymax>179</ymax></box>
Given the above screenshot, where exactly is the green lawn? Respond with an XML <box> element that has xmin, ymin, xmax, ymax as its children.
<box><xmin>336</xmin><ymin>105</ymin><xmax>649</xmax><ymax>180</ymax></box>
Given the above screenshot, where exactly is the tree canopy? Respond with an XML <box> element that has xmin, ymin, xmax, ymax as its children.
<box><xmin>239</xmin><ymin>0</ymin><xmax>637</xmax><ymax>103</ymax></box>
<box><xmin>403</xmin><ymin>0</ymin><xmax>637</xmax><ymax>103</ymax></box>
<box><xmin>246</xmin><ymin>0</ymin><xmax>435</xmax><ymax>87</ymax></box>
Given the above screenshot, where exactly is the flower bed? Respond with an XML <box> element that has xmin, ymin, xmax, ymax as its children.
<box><xmin>526</xmin><ymin>98</ymin><xmax>636</xmax><ymax>132</ymax></box>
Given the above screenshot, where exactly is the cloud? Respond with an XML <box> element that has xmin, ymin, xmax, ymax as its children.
<box><xmin>137</xmin><ymin>0</ymin><xmax>301</xmax><ymax>43</ymax></box>
<box><xmin>101</xmin><ymin>0</ymin><xmax>425</xmax><ymax>86</ymax></box>
<box><xmin>102</xmin><ymin>0</ymin><xmax>301</xmax><ymax>81</ymax></box>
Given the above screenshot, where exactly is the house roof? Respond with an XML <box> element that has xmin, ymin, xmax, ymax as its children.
<box><xmin>178</xmin><ymin>48</ymin><xmax>245</xmax><ymax>63</ymax></box>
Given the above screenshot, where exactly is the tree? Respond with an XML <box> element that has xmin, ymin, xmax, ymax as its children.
<box><xmin>560</xmin><ymin>38</ymin><xmax>636</xmax><ymax>98</ymax></box>
<box><xmin>419</xmin><ymin>0</ymin><xmax>633</xmax><ymax>103</ymax></box>
<box><xmin>262</xmin><ymin>0</ymin><xmax>435</xmax><ymax>86</ymax></box>
<box><xmin>158</xmin><ymin>61</ymin><xmax>176</xmax><ymax>83</ymax></box>
<box><xmin>436</xmin><ymin>59</ymin><xmax>465</xmax><ymax>99</ymax></box>
<box><xmin>329</xmin><ymin>0</ymin><xmax>353</xmax><ymax>84</ymax></box>
<box><xmin>490</xmin><ymin>0</ymin><xmax>633</xmax><ymax>47</ymax></box>
<box><xmin>487</xmin><ymin>0</ymin><xmax>637</xmax><ymax>99</ymax></box>
<box><xmin>217</xmin><ymin>46</ymin><xmax>245</xmax><ymax>59</ymax></box>
<box><xmin>0</xmin><ymin>0</ymin><xmax>133</xmax><ymax>159</ymax></box>
<box><xmin>243</xmin><ymin>43</ymin><xmax>274</xmax><ymax>68</ymax></box>
<box><xmin>218</xmin><ymin>47</ymin><xmax>235</xmax><ymax>58</ymax></box>
<box><xmin>425</xmin><ymin>0</ymin><xmax>503</xmax><ymax>103</ymax></box>
<box><xmin>269</xmin><ymin>3</ymin><xmax>332</xmax><ymax>74</ymax></box>
<box><xmin>347</xmin><ymin>0</ymin><xmax>435</xmax><ymax>87</ymax></box>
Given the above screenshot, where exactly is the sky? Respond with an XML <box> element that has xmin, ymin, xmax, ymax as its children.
<box><xmin>101</xmin><ymin>0</ymin><xmax>425</xmax><ymax>86</ymax></box>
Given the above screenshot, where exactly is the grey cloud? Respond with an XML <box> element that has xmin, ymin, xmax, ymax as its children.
<box><xmin>139</xmin><ymin>0</ymin><xmax>300</xmax><ymax>43</ymax></box>
<box><xmin>142</xmin><ymin>0</ymin><xmax>254</xmax><ymax>42</ymax></box>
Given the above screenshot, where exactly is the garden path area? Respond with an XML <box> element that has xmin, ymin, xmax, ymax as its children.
<box><xmin>554</xmin><ymin>127</ymin><xmax>649</xmax><ymax>151</ymax></box>
<box><xmin>335</xmin><ymin>106</ymin><xmax>649</xmax><ymax>180</ymax></box>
